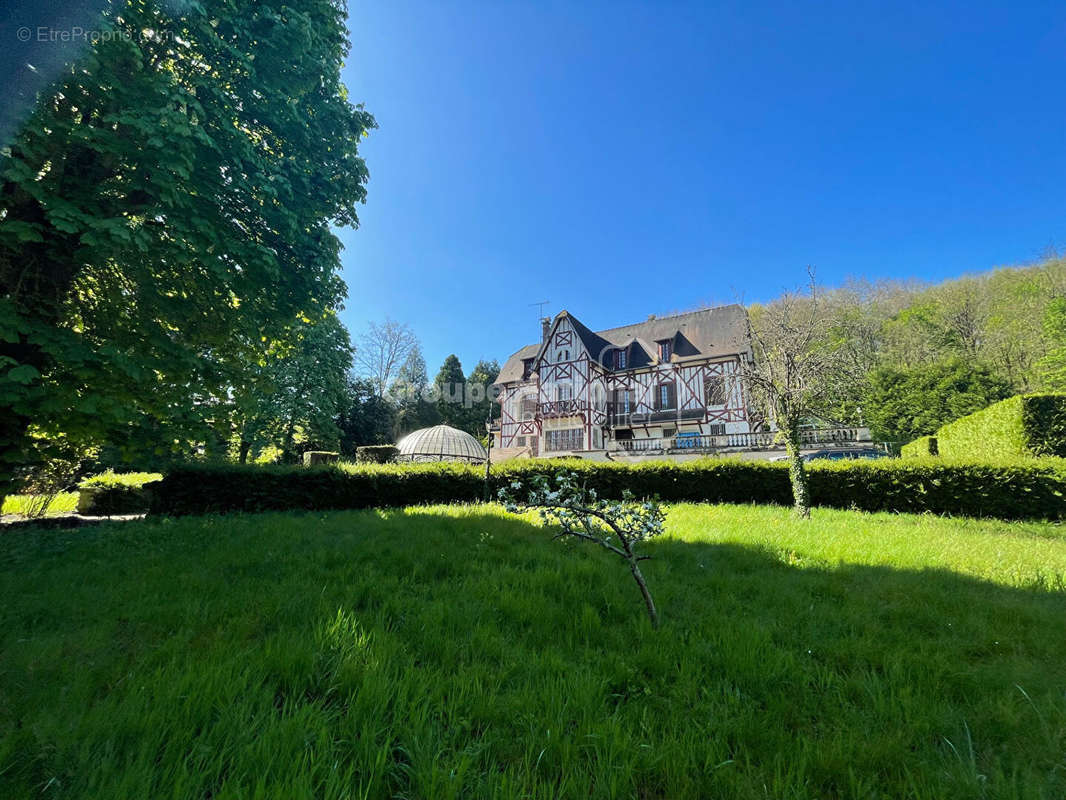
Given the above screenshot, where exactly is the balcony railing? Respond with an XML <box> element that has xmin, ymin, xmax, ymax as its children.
<box><xmin>539</xmin><ymin>399</ymin><xmax>589</xmax><ymax>417</ymax></box>
<box><xmin>607</xmin><ymin>404</ymin><xmax>706</xmax><ymax>427</ymax></box>
<box><xmin>796</xmin><ymin>427</ymin><xmax>869</xmax><ymax>445</ymax></box>
<box><xmin>615</xmin><ymin>437</ymin><xmax>666</xmax><ymax>453</ymax></box>
<box><xmin>614</xmin><ymin>427</ymin><xmax>872</xmax><ymax>454</ymax></box>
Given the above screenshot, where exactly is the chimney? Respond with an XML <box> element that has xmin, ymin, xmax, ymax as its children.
<box><xmin>541</xmin><ymin>317</ymin><xmax>551</xmax><ymax>342</ymax></box>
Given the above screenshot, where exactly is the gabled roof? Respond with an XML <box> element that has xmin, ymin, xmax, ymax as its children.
<box><xmin>494</xmin><ymin>304</ymin><xmax>750</xmax><ymax>387</ymax></box>
<box><xmin>494</xmin><ymin>343</ymin><xmax>540</xmax><ymax>385</ymax></box>
<box><xmin>528</xmin><ymin>311</ymin><xmax>614</xmax><ymax>372</ymax></box>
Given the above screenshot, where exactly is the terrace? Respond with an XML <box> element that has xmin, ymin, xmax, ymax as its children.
<box><xmin>613</xmin><ymin>426</ymin><xmax>875</xmax><ymax>455</ymax></box>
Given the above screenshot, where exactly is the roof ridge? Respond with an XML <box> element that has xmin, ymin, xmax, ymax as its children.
<box><xmin>591</xmin><ymin>303</ymin><xmax>740</xmax><ymax>336</ymax></box>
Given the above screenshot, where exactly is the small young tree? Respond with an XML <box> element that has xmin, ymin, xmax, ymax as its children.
<box><xmin>500</xmin><ymin>472</ymin><xmax>665</xmax><ymax>628</ymax></box>
<box><xmin>740</xmin><ymin>269</ymin><xmax>858</xmax><ymax>518</ymax></box>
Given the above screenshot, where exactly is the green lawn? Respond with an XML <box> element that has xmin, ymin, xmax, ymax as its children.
<box><xmin>1</xmin><ymin>504</ymin><xmax>1064</xmax><ymax>799</ymax></box>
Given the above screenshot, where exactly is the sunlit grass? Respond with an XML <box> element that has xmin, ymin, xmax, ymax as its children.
<box><xmin>1</xmin><ymin>503</ymin><xmax>1064</xmax><ymax>798</ymax></box>
<box><xmin>1</xmin><ymin>492</ymin><xmax>78</xmax><ymax>517</ymax></box>
<box><xmin>664</xmin><ymin>503</ymin><xmax>1066</xmax><ymax>587</ymax></box>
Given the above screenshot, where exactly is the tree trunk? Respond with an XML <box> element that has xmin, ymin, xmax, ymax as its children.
<box><xmin>483</xmin><ymin>408</ymin><xmax>493</xmax><ymax>502</ymax></box>
<box><xmin>782</xmin><ymin>418</ymin><xmax>811</xmax><ymax>518</ymax></box>
<box><xmin>238</xmin><ymin>439</ymin><xmax>252</xmax><ymax>464</ymax></box>
<box><xmin>629</xmin><ymin>560</ymin><xmax>660</xmax><ymax>629</ymax></box>
<box><xmin>0</xmin><ymin>408</ymin><xmax>33</xmax><ymax>499</ymax></box>
<box><xmin>281</xmin><ymin>417</ymin><xmax>298</xmax><ymax>462</ymax></box>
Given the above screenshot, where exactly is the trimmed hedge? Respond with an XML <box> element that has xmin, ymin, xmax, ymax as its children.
<box><xmin>302</xmin><ymin>451</ymin><xmax>339</xmax><ymax>467</ymax></box>
<box><xmin>150</xmin><ymin>458</ymin><xmax>1066</xmax><ymax>521</ymax></box>
<box><xmin>1023</xmin><ymin>394</ymin><xmax>1066</xmax><ymax>456</ymax></box>
<box><xmin>77</xmin><ymin>472</ymin><xmax>162</xmax><ymax>515</ymax></box>
<box><xmin>936</xmin><ymin>394</ymin><xmax>1066</xmax><ymax>460</ymax></box>
<box><xmin>355</xmin><ymin>445</ymin><xmax>399</xmax><ymax>464</ymax></box>
<box><xmin>901</xmin><ymin>436</ymin><xmax>937</xmax><ymax>458</ymax></box>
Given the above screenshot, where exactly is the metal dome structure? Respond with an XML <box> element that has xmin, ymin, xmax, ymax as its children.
<box><xmin>395</xmin><ymin>424</ymin><xmax>488</xmax><ymax>464</ymax></box>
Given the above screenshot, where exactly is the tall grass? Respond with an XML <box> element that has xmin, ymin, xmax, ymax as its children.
<box><xmin>1</xmin><ymin>492</ymin><xmax>78</xmax><ymax>517</ymax></box>
<box><xmin>1</xmin><ymin>504</ymin><xmax>1064</xmax><ymax>798</ymax></box>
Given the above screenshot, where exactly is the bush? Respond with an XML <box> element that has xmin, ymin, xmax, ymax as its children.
<box><xmin>355</xmin><ymin>445</ymin><xmax>399</xmax><ymax>464</ymax></box>
<box><xmin>302</xmin><ymin>451</ymin><xmax>340</xmax><ymax>467</ymax></box>
<box><xmin>77</xmin><ymin>472</ymin><xmax>162</xmax><ymax>516</ymax></box>
<box><xmin>149</xmin><ymin>458</ymin><xmax>1066</xmax><ymax>521</ymax></box>
<box><xmin>936</xmin><ymin>394</ymin><xmax>1066</xmax><ymax>460</ymax></box>
<box><xmin>901</xmin><ymin>436</ymin><xmax>938</xmax><ymax>458</ymax></box>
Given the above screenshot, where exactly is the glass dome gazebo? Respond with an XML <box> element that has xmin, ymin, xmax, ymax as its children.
<box><xmin>395</xmin><ymin>424</ymin><xmax>488</xmax><ymax>464</ymax></box>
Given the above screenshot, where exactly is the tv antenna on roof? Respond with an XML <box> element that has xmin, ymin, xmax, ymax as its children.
<box><xmin>530</xmin><ymin>300</ymin><xmax>551</xmax><ymax>320</ymax></box>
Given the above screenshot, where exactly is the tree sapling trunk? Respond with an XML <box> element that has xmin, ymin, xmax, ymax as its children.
<box><xmin>500</xmin><ymin>471</ymin><xmax>666</xmax><ymax>629</ymax></box>
<box><xmin>781</xmin><ymin>418</ymin><xmax>811</xmax><ymax>518</ymax></box>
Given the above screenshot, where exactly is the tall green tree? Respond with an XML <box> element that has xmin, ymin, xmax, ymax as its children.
<box><xmin>434</xmin><ymin>354</ymin><xmax>466</xmax><ymax>429</ymax></box>
<box><xmin>389</xmin><ymin>346</ymin><xmax>439</xmax><ymax>435</ymax></box>
<box><xmin>466</xmin><ymin>359</ymin><xmax>501</xmax><ymax>439</ymax></box>
<box><xmin>228</xmin><ymin>314</ymin><xmax>353</xmax><ymax>463</ymax></box>
<box><xmin>0</xmin><ymin>0</ymin><xmax>374</xmax><ymax>495</ymax></box>
<box><xmin>864</xmin><ymin>359</ymin><xmax>1012</xmax><ymax>444</ymax></box>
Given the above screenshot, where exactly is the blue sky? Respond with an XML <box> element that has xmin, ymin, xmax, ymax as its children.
<box><xmin>337</xmin><ymin>0</ymin><xmax>1066</xmax><ymax>375</ymax></box>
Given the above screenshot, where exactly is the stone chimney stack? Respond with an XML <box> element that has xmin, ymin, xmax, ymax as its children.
<box><xmin>541</xmin><ymin>317</ymin><xmax>551</xmax><ymax>342</ymax></box>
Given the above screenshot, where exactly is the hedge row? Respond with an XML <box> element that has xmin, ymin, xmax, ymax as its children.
<box><xmin>77</xmin><ymin>471</ymin><xmax>162</xmax><ymax>515</ymax></box>
<box><xmin>150</xmin><ymin>458</ymin><xmax>1066</xmax><ymax>520</ymax></box>
<box><xmin>355</xmin><ymin>445</ymin><xmax>399</xmax><ymax>464</ymax></box>
<box><xmin>901</xmin><ymin>436</ymin><xmax>937</xmax><ymax>458</ymax></box>
<box><xmin>935</xmin><ymin>394</ymin><xmax>1066</xmax><ymax>460</ymax></box>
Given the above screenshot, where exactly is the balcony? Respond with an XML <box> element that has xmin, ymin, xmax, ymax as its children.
<box><xmin>613</xmin><ymin>427</ymin><xmax>872</xmax><ymax>454</ymax></box>
<box><xmin>539</xmin><ymin>399</ymin><xmax>590</xmax><ymax>418</ymax></box>
<box><xmin>607</xmin><ymin>405</ymin><xmax>706</xmax><ymax>427</ymax></box>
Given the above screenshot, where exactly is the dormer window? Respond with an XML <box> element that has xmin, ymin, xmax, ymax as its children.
<box><xmin>657</xmin><ymin>339</ymin><xmax>672</xmax><ymax>361</ymax></box>
<box><xmin>521</xmin><ymin>358</ymin><xmax>535</xmax><ymax>380</ymax></box>
<box><xmin>615</xmin><ymin>349</ymin><xmax>627</xmax><ymax>369</ymax></box>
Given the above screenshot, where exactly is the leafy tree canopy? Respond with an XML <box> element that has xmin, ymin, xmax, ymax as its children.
<box><xmin>0</xmin><ymin>0</ymin><xmax>374</xmax><ymax>491</ymax></box>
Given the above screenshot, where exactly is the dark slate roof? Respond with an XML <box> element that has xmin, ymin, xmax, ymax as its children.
<box><xmin>494</xmin><ymin>304</ymin><xmax>750</xmax><ymax>386</ymax></box>
<box><xmin>494</xmin><ymin>343</ymin><xmax>540</xmax><ymax>385</ymax></box>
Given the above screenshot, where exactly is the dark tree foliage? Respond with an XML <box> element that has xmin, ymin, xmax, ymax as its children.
<box><xmin>467</xmin><ymin>358</ymin><xmax>501</xmax><ymax>435</ymax></box>
<box><xmin>337</xmin><ymin>377</ymin><xmax>397</xmax><ymax>455</ymax></box>
<box><xmin>864</xmin><ymin>359</ymin><xmax>1013</xmax><ymax>445</ymax></box>
<box><xmin>389</xmin><ymin>346</ymin><xmax>440</xmax><ymax>435</ymax></box>
<box><xmin>434</xmin><ymin>354</ymin><xmax>467</xmax><ymax>429</ymax></box>
<box><xmin>0</xmin><ymin>0</ymin><xmax>375</xmax><ymax>495</ymax></box>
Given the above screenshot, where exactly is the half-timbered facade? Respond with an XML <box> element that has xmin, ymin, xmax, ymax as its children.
<box><xmin>493</xmin><ymin>305</ymin><xmax>754</xmax><ymax>457</ymax></box>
